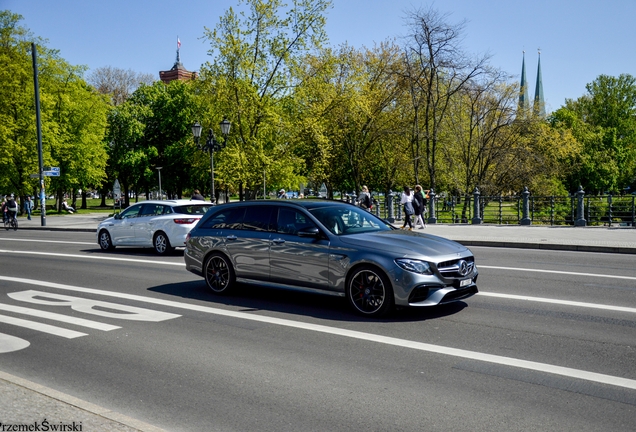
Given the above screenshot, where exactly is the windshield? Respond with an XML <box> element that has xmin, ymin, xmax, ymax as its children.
<box><xmin>309</xmin><ymin>206</ymin><xmax>392</xmax><ymax>235</ymax></box>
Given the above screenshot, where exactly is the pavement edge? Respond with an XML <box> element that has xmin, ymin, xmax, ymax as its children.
<box><xmin>0</xmin><ymin>370</ymin><xmax>166</xmax><ymax>432</ymax></box>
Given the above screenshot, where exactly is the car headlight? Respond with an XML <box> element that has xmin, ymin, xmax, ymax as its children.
<box><xmin>395</xmin><ymin>258</ymin><xmax>433</xmax><ymax>275</ymax></box>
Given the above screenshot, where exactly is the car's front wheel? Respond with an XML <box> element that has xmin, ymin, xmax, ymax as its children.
<box><xmin>346</xmin><ymin>265</ymin><xmax>394</xmax><ymax>317</ymax></box>
<box><xmin>153</xmin><ymin>232</ymin><xmax>174</xmax><ymax>255</ymax></box>
<box><xmin>98</xmin><ymin>230</ymin><xmax>115</xmax><ymax>251</ymax></box>
<box><xmin>204</xmin><ymin>253</ymin><xmax>236</xmax><ymax>294</ymax></box>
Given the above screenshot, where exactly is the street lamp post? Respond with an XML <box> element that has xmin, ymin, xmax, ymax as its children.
<box><xmin>156</xmin><ymin>167</ymin><xmax>163</xmax><ymax>200</ymax></box>
<box><xmin>192</xmin><ymin>119</ymin><xmax>231</xmax><ymax>203</ymax></box>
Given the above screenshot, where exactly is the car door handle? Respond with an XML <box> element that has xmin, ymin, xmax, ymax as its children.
<box><xmin>226</xmin><ymin>235</ymin><xmax>238</xmax><ymax>241</ymax></box>
<box><xmin>272</xmin><ymin>238</ymin><xmax>285</xmax><ymax>245</ymax></box>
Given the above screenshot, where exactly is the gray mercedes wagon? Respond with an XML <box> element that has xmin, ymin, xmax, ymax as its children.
<box><xmin>184</xmin><ymin>200</ymin><xmax>478</xmax><ymax>317</ymax></box>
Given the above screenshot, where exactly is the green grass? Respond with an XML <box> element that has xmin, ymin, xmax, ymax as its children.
<box><xmin>28</xmin><ymin>198</ymin><xmax>133</xmax><ymax>216</ymax></box>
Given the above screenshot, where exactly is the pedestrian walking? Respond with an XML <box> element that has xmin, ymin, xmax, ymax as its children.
<box><xmin>400</xmin><ymin>186</ymin><xmax>414</xmax><ymax>230</ymax></box>
<box><xmin>24</xmin><ymin>196</ymin><xmax>33</xmax><ymax>220</ymax></box>
<box><xmin>413</xmin><ymin>185</ymin><xmax>427</xmax><ymax>228</ymax></box>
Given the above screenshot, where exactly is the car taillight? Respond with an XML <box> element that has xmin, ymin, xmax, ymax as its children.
<box><xmin>173</xmin><ymin>218</ymin><xmax>198</xmax><ymax>224</ymax></box>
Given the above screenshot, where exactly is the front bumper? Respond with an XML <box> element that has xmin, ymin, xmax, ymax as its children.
<box><xmin>391</xmin><ymin>266</ymin><xmax>479</xmax><ymax>307</ymax></box>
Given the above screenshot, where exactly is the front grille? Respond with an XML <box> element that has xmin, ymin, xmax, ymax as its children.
<box><xmin>437</xmin><ymin>257</ymin><xmax>475</xmax><ymax>279</ymax></box>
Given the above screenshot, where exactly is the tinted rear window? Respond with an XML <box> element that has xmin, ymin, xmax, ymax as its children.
<box><xmin>174</xmin><ymin>205</ymin><xmax>213</xmax><ymax>215</ymax></box>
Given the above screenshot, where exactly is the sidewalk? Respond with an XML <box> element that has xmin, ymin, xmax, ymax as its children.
<box><xmin>0</xmin><ymin>371</ymin><xmax>165</xmax><ymax>432</ymax></box>
<box><xmin>15</xmin><ymin>212</ymin><xmax>636</xmax><ymax>254</ymax></box>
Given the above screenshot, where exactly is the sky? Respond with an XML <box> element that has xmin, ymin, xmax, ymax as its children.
<box><xmin>3</xmin><ymin>0</ymin><xmax>636</xmax><ymax>113</ymax></box>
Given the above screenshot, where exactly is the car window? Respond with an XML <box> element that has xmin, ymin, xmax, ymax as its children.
<box><xmin>139</xmin><ymin>204</ymin><xmax>165</xmax><ymax>216</ymax></box>
<box><xmin>276</xmin><ymin>208</ymin><xmax>315</xmax><ymax>236</ymax></box>
<box><xmin>120</xmin><ymin>205</ymin><xmax>142</xmax><ymax>219</ymax></box>
<box><xmin>201</xmin><ymin>207</ymin><xmax>245</xmax><ymax>229</ymax></box>
<box><xmin>243</xmin><ymin>206</ymin><xmax>274</xmax><ymax>232</ymax></box>
<box><xmin>174</xmin><ymin>205</ymin><xmax>213</xmax><ymax>215</ymax></box>
<box><xmin>310</xmin><ymin>206</ymin><xmax>389</xmax><ymax>235</ymax></box>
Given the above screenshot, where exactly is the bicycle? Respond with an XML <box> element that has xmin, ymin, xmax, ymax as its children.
<box><xmin>4</xmin><ymin>214</ymin><xmax>18</xmax><ymax>231</ymax></box>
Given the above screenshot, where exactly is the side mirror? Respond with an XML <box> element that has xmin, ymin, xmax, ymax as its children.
<box><xmin>114</xmin><ymin>213</ymin><xmax>122</xmax><ymax>220</ymax></box>
<box><xmin>297</xmin><ymin>227</ymin><xmax>319</xmax><ymax>238</ymax></box>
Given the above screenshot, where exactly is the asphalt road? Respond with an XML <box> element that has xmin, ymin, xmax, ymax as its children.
<box><xmin>0</xmin><ymin>230</ymin><xmax>635</xmax><ymax>431</ymax></box>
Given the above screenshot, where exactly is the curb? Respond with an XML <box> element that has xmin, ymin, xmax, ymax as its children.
<box><xmin>0</xmin><ymin>371</ymin><xmax>166</xmax><ymax>432</ymax></box>
<box><xmin>457</xmin><ymin>240</ymin><xmax>636</xmax><ymax>255</ymax></box>
<box><xmin>19</xmin><ymin>227</ymin><xmax>96</xmax><ymax>233</ymax></box>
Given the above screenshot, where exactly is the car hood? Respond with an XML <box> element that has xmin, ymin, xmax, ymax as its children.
<box><xmin>98</xmin><ymin>216</ymin><xmax>115</xmax><ymax>226</ymax></box>
<box><xmin>338</xmin><ymin>230</ymin><xmax>470</xmax><ymax>259</ymax></box>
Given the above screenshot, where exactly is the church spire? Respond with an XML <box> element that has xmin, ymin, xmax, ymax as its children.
<box><xmin>533</xmin><ymin>50</ymin><xmax>545</xmax><ymax>117</ymax></box>
<box><xmin>518</xmin><ymin>51</ymin><xmax>530</xmax><ymax>115</ymax></box>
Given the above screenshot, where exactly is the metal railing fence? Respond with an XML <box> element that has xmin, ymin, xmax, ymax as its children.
<box><xmin>341</xmin><ymin>189</ymin><xmax>636</xmax><ymax>226</ymax></box>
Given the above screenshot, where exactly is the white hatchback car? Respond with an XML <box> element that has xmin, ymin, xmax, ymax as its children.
<box><xmin>97</xmin><ymin>199</ymin><xmax>213</xmax><ymax>255</ymax></box>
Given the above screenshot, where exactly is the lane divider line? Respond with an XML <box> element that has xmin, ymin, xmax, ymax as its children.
<box><xmin>0</xmin><ymin>238</ymin><xmax>94</xmax><ymax>245</ymax></box>
<box><xmin>0</xmin><ymin>249</ymin><xmax>183</xmax><ymax>266</ymax></box>
<box><xmin>480</xmin><ymin>265</ymin><xmax>636</xmax><ymax>281</ymax></box>
<box><xmin>477</xmin><ymin>292</ymin><xmax>636</xmax><ymax>314</ymax></box>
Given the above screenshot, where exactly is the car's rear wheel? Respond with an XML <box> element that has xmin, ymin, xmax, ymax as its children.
<box><xmin>346</xmin><ymin>265</ymin><xmax>394</xmax><ymax>317</ymax></box>
<box><xmin>204</xmin><ymin>253</ymin><xmax>236</xmax><ymax>294</ymax></box>
<box><xmin>98</xmin><ymin>230</ymin><xmax>115</xmax><ymax>251</ymax></box>
<box><xmin>153</xmin><ymin>232</ymin><xmax>174</xmax><ymax>255</ymax></box>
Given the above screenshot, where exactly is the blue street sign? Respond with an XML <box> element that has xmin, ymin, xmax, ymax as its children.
<box><xmin>43</xmin><ymin>170</ymin><xmax>60</xmax><ymax>177</ymax></box>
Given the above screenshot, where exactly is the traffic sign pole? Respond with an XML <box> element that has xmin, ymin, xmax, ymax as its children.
<box><xmin>32</xmin><ymin>43</ymin><xmax>46</xmax><ymax>226</ymax></box>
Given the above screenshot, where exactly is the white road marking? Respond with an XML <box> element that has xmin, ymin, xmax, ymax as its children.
<box><xmin>0</xmin><ymin>238</ymin><xmax>93</xmax><ymax>245</ymax></box>
<box><xmin>0</xmin><ymin>249</ymin><xmax>183</xmax><ymax>266</ymax></box>
<box><xmin>8</xmin><ymin>290</ymin><xmax>180</xmax><ymax>322</ymax></box>
<box><xmin>477</xmin><ymin>292</ymin><xmax>636</xmax><ymax>313</ymax></box>
<box><xmin>0</xmin><ymin>332</ymin><xmax>30</xmax><ymax>353</ymax></box>
<box><xmin>1</xmin><ymin>275</ymin><xmax>635</xmax><ymax>391</ymax></box>
<box><xmin>480</xmin><ymin>265</ymin><xmax>636</xmax><ymax>281</ymax></box>
<box><xmin>0</xmin><ymin>302</ymin><xmax>121</xmax><ymax>330</ymax></box>
<box><xmin>0</xmin><ymin>313</ymin><xmax>87</xmax><ymax>338</ymax></box>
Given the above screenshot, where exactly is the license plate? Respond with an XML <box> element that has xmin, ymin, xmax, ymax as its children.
<box><xmin>459</xmin><ymin>278</ymin><xmax>472</xmax><ymax>287</ymax></box>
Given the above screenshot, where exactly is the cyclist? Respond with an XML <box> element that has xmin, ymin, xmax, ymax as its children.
<box><xmin>4</xmin><ymin>194</ymin><xmax>18</xmax><ymax>226</ymax></box>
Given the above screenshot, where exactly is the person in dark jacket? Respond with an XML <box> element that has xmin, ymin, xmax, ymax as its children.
<box><xmin>191</xmin><ymin>189</ymin><xmax>205</xmax><ymax>201</ymax></box>
<box><xmin>357</xmin><ymin>185</ymin><xmax>372</xmax><ymax>211</ymax></box>
<box><xmin>414</xmin><ymin>185</ymin><xmax>427</xmax><ymax>229</ymax></box>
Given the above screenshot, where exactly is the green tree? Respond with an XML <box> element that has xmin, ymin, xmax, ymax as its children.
<box><xmin>402</xmin><ymin>6</ymin><xmax>490</xmax><ymax>190</ymax></box>
<box><xmin>199</xmin><ymin>0</ymin><xmax>331</xmax><ymax>200</ymax></box>
<box><xmin>292</xmin><ymin>43</ymin><xmax>410</xmax><ymax>198</ymax></box>
<box><xmin>553</xmin><ymin>74</ymin><xmax>636</xmax><ymax>193</ymax></box>
<box><xmin>105</xmin><ymin>79</ymin><xmax>202</xmax><ymax>204</ymax></box>
<box><xmin>128</xmin><ymin>81</ymin><xmax>200</xmax><ymax>199</ymax></box>
<box><xmin>0</xmin><ymin>11</ymin><xmax>109</xmax><ymax>210</ymax></box>
<box><xmin>0</xmin><ymin>11</ymin><xmax>39</xmax><ymax>198</ymax></box>
<box><xmin>106</xmin><ymin>100</ymin><xmax>153</xmax><ymax>206</ymax></box>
